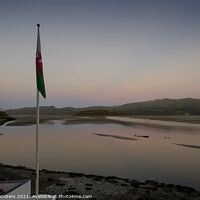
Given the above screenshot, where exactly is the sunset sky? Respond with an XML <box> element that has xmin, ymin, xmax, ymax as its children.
<box><xmin>1</xmin><ymin>0</ymin><xmax>200</xmax><ymax>109</ymax></box>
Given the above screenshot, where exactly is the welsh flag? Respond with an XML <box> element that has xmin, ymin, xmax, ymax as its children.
<box><xmin>36</xmin><ymin>24</ymin><xmax>46</xmax><ymax>98</ymax></box>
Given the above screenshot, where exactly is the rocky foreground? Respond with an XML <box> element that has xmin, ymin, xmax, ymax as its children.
<box><xmin>0</xmin><ymin>163</ymin><xmax>200</xmax><ymax>200</ymax></box>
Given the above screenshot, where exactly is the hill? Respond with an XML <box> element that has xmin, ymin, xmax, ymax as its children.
<box><xmin>114</xmin><ymin>98</ymin><xmax>200</xmax><ymax>115</ymax></box>
<box><xmin>5</xmin><ymin>106</ymin><xmax>80</xmax><ymax>116</ymax></box>
<box><xmin>75</xmin><ymin>110</ymin><xmax>126</xmax><ymax>116</ymax></box>
<box><xmin>0</xmin><ymin>111</ymin><xmax>15</xmax><ymax>125</ymax></box>
<box><xmin>0</xmin><ymin>111</ymin><xmax>14</xmax><ymax>120</ymax></box>
<box><xmin>5</xmin><ymin>98</ymin><xmax>200</xmax><ymax>116</ymax></box>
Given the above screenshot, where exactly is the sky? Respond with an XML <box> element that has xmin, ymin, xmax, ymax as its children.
<box><xmin>1</xmin><ymin>0</ymin><xmax>200</xmax><ymax>109</ymax></box>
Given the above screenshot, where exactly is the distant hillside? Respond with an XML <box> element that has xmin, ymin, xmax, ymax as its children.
<box><xmin>114</xmin><ymin>98</ymin><xmax>200</xmax><ymax>115</ymax></box>
<box><xmin>6</xmin><ymin>106</ymin><xmax>82</xmax><ymax>116</ymax></box>
<box><xmin>0</xmin><ymin>111</ymin><xmax>14</xmax><ymax>120</ymax></box>
<box><xmin>75</xmin><ymin>110</ymin><xmax>126</xmax><ymax>116</ymax></box>
<box><xmin>5</xmin><ymin>98</ymin><xmax>200</xmax><ymax>116</ymax></box>
<box><xmin>0</xmin><ymin>111</ymin><xmax>15</xmax><ymax>125</ymax></box>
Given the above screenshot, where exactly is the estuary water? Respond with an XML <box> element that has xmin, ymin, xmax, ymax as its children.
<box><xmin>0</xmin><ymin>117</ymin><xmax>200</xmax><ymax>189</ymax></box>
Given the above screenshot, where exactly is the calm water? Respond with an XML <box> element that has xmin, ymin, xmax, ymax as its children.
<box><xmin>0</xmin><ymin>117</ymin><xmax>200</xmax><ymax>189</ymax></box>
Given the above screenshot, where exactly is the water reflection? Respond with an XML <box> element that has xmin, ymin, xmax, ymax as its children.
<box><xmin>0</xmin><ymin>117</ymin><xmax>200</xmax><ymax>189</ymax></box>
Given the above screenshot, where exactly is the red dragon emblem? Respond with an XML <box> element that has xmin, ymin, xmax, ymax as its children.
<box><xmin>36</xmin><ymin>51</ymin><xmax>43</xmax><ymax>76</ymax></box>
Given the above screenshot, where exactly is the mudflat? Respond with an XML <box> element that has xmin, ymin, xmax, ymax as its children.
<box><xmin>6</xmin><ymin>115</ymin><xmax>200</xmax><ymax>129</ymax></box>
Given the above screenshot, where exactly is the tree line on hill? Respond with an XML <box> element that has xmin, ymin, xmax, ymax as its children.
<box><xmin>2</xmin><ymin>98</ymin><xmax>200</xmax><ymax>116</ymax></box>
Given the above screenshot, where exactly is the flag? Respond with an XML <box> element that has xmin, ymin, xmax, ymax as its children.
<box><xmin>36</xmin><ymin>24</ymin><xmax>46</xmax><ymax>98</ymax></box>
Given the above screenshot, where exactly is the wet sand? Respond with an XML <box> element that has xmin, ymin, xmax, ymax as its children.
<box><xmin>6</xmin><ymin>115</ymin><xmax>200</xmax><ymax>132</ymax></box>
<box><xmin>5</xmin><ymin>115</ymin><xmax>72</xmax><ymax>126</ymax></box>
<box><xmin>63</xmin><ymin>116</ymin><xmax>134</xmax><ymax>126</ymax></box>
<box><xmin>0</xmin><ymin>163</ymin><xmax>200</xmax><ymax>200</ymax></box>
<box><xmin>92</xmin><ymin>133</ymin><xmax>137</xmax><ymax>141</ymax></box>
<box><xmin>130</xmin><ymin>115</ymin><xmax>200</xmax><ymax>124</ymax></box>
<box><xmin>173</xmin><ymin>143</ymin><xmax>200</xmax><ymax>150</ymax></box>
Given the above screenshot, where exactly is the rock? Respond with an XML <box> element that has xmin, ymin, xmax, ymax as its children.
<box><xmin>0</xmin><ymin>189</ymin><xmax>5</xmax><ymax>195</ymax></box>
<box><xmin>64</xmin><ymin>191</ymin><xmax>79</xmax><ymax>195</ymax></box>
<box><xmin>56</xmin><ymin>183</ymin><xmax>65</xmax><ymax>186</ymax></box>
<box><xmin>85</xmin><ymin>187</ymin><xmax>92</xmax><ymax>190</ymax></box>
<box><xmin>0</xmin><ymin>177</ymin><xmax>5</xmax><ymax>181</ymax></box>
<box><xmin>0</xmin><ymin>163</ymin><xmax>200</xmax><ymax>200</ymax></box>
<box><xmin>85</xmin><ymin>183</ymin><xmax>93</xmax><ymax>187</ymax></box>
<box><xmin>121</xmin><ymin>183</ymin><xmax>129</xmax><ymax>186</ymax></box>
<box><xmin>145</xmin><ymin>180</ymin><xmax>159</xmax><ymax>185</ymax></box>
<box><xmin>175</xmin><ymin>185</ymin><xmax>196</xmax><ymax>193</ymax></box>
<box><xmin>47</xmin><ymin>178</ymin><xmax>54</xmax><ymax>182</ymax></box>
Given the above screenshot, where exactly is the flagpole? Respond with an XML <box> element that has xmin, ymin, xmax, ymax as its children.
<box><xmin>36</xmin><ymin>23</ymin><xmax>40</xmax><ymax>198</ymax></box>
<box><xmin>36</xmin><ymin>89</ymin><xmax>40</xmax><ymax>197</ymax></box>
<box><xmin>35</xmin><ymin>23</ymin><xmax>46</xmax><ymax>198</ymax></box>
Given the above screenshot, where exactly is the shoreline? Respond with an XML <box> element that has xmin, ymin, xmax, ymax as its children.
<box><xmin>0</xmin><ymin>163</ymin><xmax>200</xmax><ymax>200</ymax></box>
<box><xmin>4</xmin><ymin>114</ymin><xmax>200</xmax><ymax>127</ymax></box>
<box><xmin>4</xmin><ymin>115</ymin><xmax>200</xmax><ymax>136</ymax></box>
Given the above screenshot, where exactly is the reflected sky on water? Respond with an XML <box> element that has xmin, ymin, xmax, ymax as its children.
<box><xmin>0</xmin><ymin>117</ymin><xmax>200</xmax><ymax>189</ymax></box>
